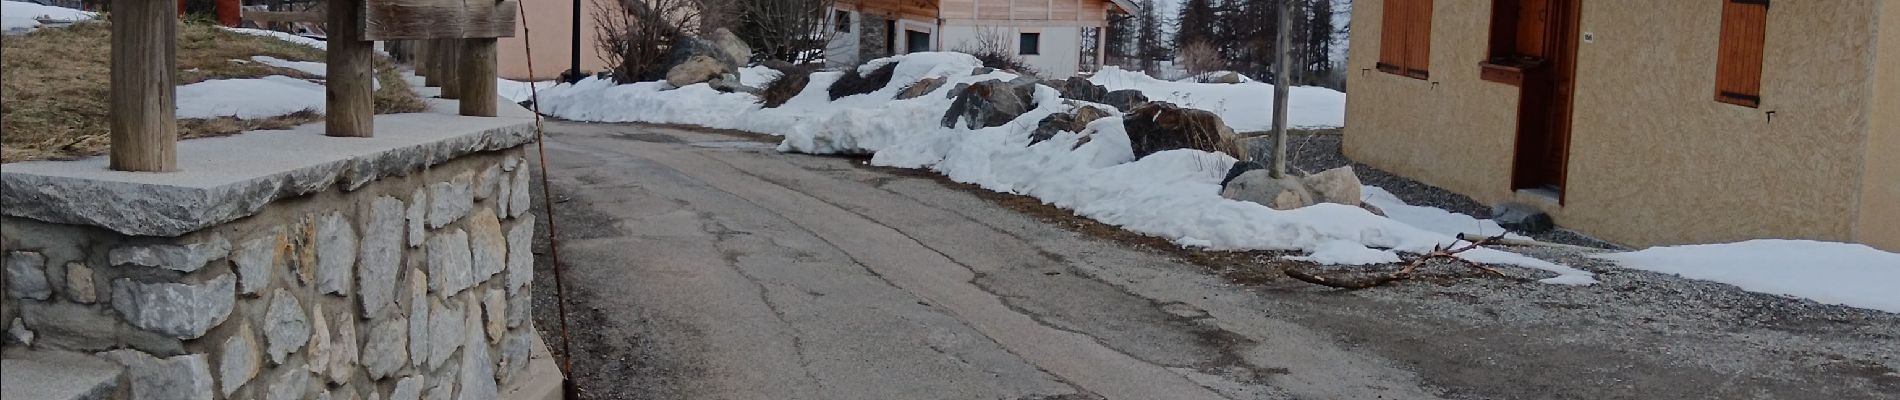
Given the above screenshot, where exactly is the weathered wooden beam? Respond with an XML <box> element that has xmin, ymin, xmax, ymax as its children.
<box><xmin>241</xmin><ymin>10</ymin><xmax>325</xmax><ymax>23</ymax></box>
<box><xmin>326</xmin><ymin>0</ymin><xmax>375</xmax><ymax>137</ymax></box>
<box><xmin>459</xmin><ymin>38</ymin><xmax>498</xmax><ymax>116</ymax></box>
<box><xmin>438</xmin><ymin>39</ymin><xmax>464</xmax><ymax>99</ymax></box>
<box><xmin>417</xmin><ymin>39</ymin><xmax>437</xmax><ymax>85</ymax></box>
<box><xmin>109</xmin><ymin>0</ymin><xmax>177</xmax><ymax>172</ymax></box>
<box><xmin>363</xmin><ymin>0</ymin><xmax>520</xmax><ymax>40</ymax></box>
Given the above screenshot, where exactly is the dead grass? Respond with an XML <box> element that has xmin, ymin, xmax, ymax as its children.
<box><xmin>1</xmin><ymin>19</ymin><xmax>424</xmax><ymax>163</ymax></box>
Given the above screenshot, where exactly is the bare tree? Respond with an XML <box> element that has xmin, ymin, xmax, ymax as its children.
<box><xmin>955</xmin><ymin>27</ymin><xmax>1038</xmax><ymax>77</ymax></box>
<box><xmin>735</xmin><ymin>0</ymin><xmax>836</xmax><ymax>63</ymax></box>
<box><xmin>1179</xmin><ymin>40</ymin><xmax>1222</xmax><ymax>81</ymax></box>
<box><xmin>595</xmin><ymin>0</ymin><xmax>703</xmax><ymax>83</ymax></box>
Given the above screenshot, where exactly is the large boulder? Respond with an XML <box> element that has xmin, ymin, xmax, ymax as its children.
<box><xmin>1029</xmin><ymin>113</ymin><xmax>1075</xmax><ymax>145</ymax></box>
<box><xmin>945</xmin><ymin>82</ymin><xmax>971</xmax><ymax>99</ymax></box>
<box><xmin>896</xmin><ymin>77</ymin><xmax>946</xmax><ymax>100</ymax></box>
<box><xmin>1055</xmin><ymin>77</ymin><xmax>1108</xmax><ymax>103</ymax></box>
<box><xmin>1491</xmin><ymin>202</ymin><xmax>1554</xmax><ymax>233</ymax></box>
<box><xmin>706</xmin><ymin>73</ymin><xmax>759</xmax><ymax>94</ymax></box>
<box><xmin>1221</xmin><ymin>170</ymin><xmax>1316</xmax><ymax>210</ymax></box>
<box><xmin>705</xmin><ymin>28</ymin><xmax>753</xmax><ymax>66</ymax></box>
<box><xmin>665</xmin><ymin>55</ymin><xmax>728</xmax><ymax>88</ymax></box>
<box><xmin>1072</xmin><ymin>104</ymin><xmax>1112</xmax><ymax>126</ymax></box>
<box><xmin>1205</xmin><ymin>71</ymin><xmax>1245</xmax><ymax>84</ymax></box>
<box><xmin>1101</xmin><ymin>89</ymin><xmax>1148</xmax><ymax>111</ymax></box>
<box><xmin>1121</xmin><ymin>102</ymin><xmax>1248</xmax><ymax>160</ymax></box>
<box><xmin>1301</xmin><ymin>166</ymin><xmax>1363</xmax><ymax>206</ymax></box>
<box><xmin>941</xmin><ymin>79</ymin><xmax>1036</xmax><ymax>129</ymax></box>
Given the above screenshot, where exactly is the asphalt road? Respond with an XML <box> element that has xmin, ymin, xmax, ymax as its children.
<box><xmin>526</xmin><ymin>121</ymin><xmax>1900</xmax><ymax>400</ymax></box>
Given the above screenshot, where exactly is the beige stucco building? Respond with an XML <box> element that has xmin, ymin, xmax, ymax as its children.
<box><xmin>1343</xmin><ymin>0</ymin><xmax>1899</xmax><ymax>251</ymax></box>
<box><xmin>498</xmin><ymin>0</ymin><xmax>614</xmax><ymax>80</ymax></box>
<box><xmin>826</xmin><ymin>0</ymin><xmax>1134</xmax><ymax>78</ymax></box>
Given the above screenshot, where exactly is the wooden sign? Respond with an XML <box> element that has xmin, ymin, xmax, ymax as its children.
<box><xmin>362</xmin><ymin>0</ymin><xmax>519</xmax><ymax>40</ymax></box>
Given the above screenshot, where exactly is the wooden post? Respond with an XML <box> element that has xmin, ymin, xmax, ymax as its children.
<box><xmin>1267</xmin><ymin>0</ymin><xmax>1292</xmax><ymax>179</ymax></box>
<box><xmin>438</xmin><ymin>39</ymin><xmax>464</xmax><ymax>100</ymax></box>
<box><xmin>326</xmin><ymin>0</ymin><xmax>374</xmax><ymax>137</ymax></box>
<box><xmin>110</xmin><ymin>0</ymin><xmax>178</xmax><ymax>172</ymax></box>
<box><xmin>459</xmin><ymin>38</ymin><xmax>498</xmax><ymax>116</ymax></box>
<box><xmin>419</xmin><ymin>39</ymin><xmax>438</xmax><ymax>85</ymax></box>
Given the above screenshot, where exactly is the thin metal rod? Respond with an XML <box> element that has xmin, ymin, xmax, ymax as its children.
<box><xmin>515</xmin><ymin>3</ymin><xmax>580</xmax><ymax>394</ymax></box>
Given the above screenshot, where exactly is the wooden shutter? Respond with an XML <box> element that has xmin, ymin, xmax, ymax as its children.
<box><xmin>1715</xmin><ymin>0</ymin><xmax>1767</xmax><ymax>107</ymax></box>
<box><xmin>1404</xmin><ymin>0</ymin><xmax>1433</xmax><ymax>78</ymax></box>
<box><xmin>1378</xmin><ymin>0</ymin><xmax>1408</xmax><ymax>74</ymax></box>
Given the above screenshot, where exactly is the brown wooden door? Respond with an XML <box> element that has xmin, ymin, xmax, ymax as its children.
<box><xmin>1510</xmin><ymin>0</ymin><xmax>1580</xmax><ymax>196</ymax></box>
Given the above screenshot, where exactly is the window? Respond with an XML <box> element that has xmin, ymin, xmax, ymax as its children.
<box><xmin>1480</xmin><ymin>0</ymin><xmax>1551</xmax><ymax>85</ymax></box>
<box><xmin>1019</xmin><ymin>32</ymin><xmax>1041</xmax><ymax>55</ymax></box>
<box><xmin>1378</xmin><ymin>0</ymin><xmax>1433</xmax><ymax>79</ymax></box>
<box><xmin>1715</xmin><ymin>0</ymin><xmax>1767</xmax><ymax>107</ymax></box>
<box><xmin>907</xmin><ymin>30</ymin><xmax>931</xmax><ymax>53</ymax></box>
<box><xmin>835</xmin><ymin>10</ymin><xmax>851</xmax><ymax>33</ymax></box>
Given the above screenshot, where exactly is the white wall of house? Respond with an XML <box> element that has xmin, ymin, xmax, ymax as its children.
<box><xmin>825</xmin><ymin>7</ymin><xmax>862</xmax><ymax>67</ymax></box>
<box><xmin>939</xmin><ymin>25</ymin><xmax>1085</xmax><ymax>78</ymax></box>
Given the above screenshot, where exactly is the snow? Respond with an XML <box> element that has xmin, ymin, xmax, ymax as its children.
<box><xmin>251</xmin><ymin>56</ymin><xmax>328</xmax><ymax>76</ymax></box>
<box><xmin>1089</xmin><ymin>67</ymin><xmax>1346</xmax><ymax>130</ymax></box>
<box><xmin>498</xmin><ymin>79</ymin><xmax>558</xmax><ymax>103</ymax></box>
<box><xmin>176</xmin><ymin>75</ymin><xmax>326</xmax><ymax>119</ymax></box>
<box><xmin>1598</xmin><ymin>240</ymin><xmax>1900</xmax><ymax>313</ymax></box>
<box><xmin>2</xmin><ymin>1</ymin><xmax>92</xmax><ymax>32</ymax></box>
<box><xmin>222</xmin><ymin>27</ymin><xmax>327</xmax><ymax>49</ymax></box>
<box><xmin>1362</xmin><ymin>186</ymin><xmax>1527</xmax><ymax>240</ymax></box>
<box><xmin>530</xmin><ymin>52</ymin><xmax>1592</xmax><ymax>285</ymax></box>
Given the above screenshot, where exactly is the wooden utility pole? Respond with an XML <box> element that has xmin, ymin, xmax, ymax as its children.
<box><xmin>1268</xmin><ymin>0</ymin><xmax>1292</xmax><ymax>179</ymax></box>
<box><xmin>460</xmin><ymin>38</ymin><xmax>499</xmax><ymax>116</ymax></box>
<box><xmin>110</xmin><ymin>0</ymin><xmax>178</xmax><ymax>172</ymax></box>
<box><xmin>326</xmin><ymin>0</ymin><xmax>375</xmax><ymax>137</ymax></box>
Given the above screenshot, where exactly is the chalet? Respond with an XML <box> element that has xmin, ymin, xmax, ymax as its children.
<box><xmin>1344</xmin><ymin>0</ymin><xmax>1899</xmax><ymax>251</ymax></box>
<box><xmin>825</xmin><ymin>0</ymin><xmax>1136</xmax><ymax>78</ymax></box>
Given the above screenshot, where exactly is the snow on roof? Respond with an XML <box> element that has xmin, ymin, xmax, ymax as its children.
<box><xmin>1107</xmin><ymin>0</ymin><xmax>1137</xmax><ymax>14</ymax></box>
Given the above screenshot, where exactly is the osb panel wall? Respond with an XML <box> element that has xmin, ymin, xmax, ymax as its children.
<box><xmin>1857</xmin><ymin>1</ymin><xmax>1900</xmax><ymax>251</ymax></box>
<box><xmin>1560</xmin><ymin>0</ymin><xmax>1879</xmax><ymax>247</ymax></box>
<box><xmin>1342</xmin><ymin>0</ymin><xmax>1523</xmax><ymax>205</ymax></box>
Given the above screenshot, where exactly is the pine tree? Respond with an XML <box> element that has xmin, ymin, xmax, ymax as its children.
<box><xmin>1135</xmin><ymin>0</ymin><xmax>1166</xmax><ymax>74</ymax></box>
<box><xmin>1302</xmin><ymin>0</ymin><xmax>1334</xmax><ymax>85</ymax></box>
<box><xmin>1175</xmin><ymin>0</ymin><xmax>1217</xmax><ymax>52</ymax></box>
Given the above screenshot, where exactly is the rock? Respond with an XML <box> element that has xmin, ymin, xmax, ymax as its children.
<box><xmin>482</xmin><ymin>289</ymin><xmax>506</xmax><ymax>344</ymax></box>
<box><xmin>363</xmin><ymin>316</ymin><xmax>409</xmax><ymax>380</ymax></box>
<box><xmin>293</xmin><ymin>220</ymin><xmax>319</xmax><ymax>286</ymax></box>
<box><xmin>971</xmin><ymin>66</ymin><xmax>996</xmax><ymax>75</ymax></box>
<box><xmin>1121</xmin><ymin>101</ymin><xmax>1249</xmax><ymax>160</ymax></box>
<box><xmin>1220</xmin><ymin>170</ymin><xmax>1316</xmax><ymax>210</ymax></box>
<box><xmin>1055</xmin><ymin>76</ymin><xmax>1108</xmax><ymax>102</ymax></box>
<box><xmin>506</xmin><ymin>215</ymin><xmax>535</xmax><ymax>295</ymax></box>
<box><xmin>1361</xmin><ymin>202</ymin><xmax>1388</xmax><ymax>217</ymax></box>
<box><xmin>706</xmin><ymin>28</ymin><xmax>753</xmax><ymax>67</ymax></box>
<box><xmin>896</xmin><ymin>77</ymin><xmax>947</xmax><ymax>100</ymax></box>
<box><xmin>1221</xmin><ymin>161</ymin><xmax>1264</xmax><ymax>189</ymax></box>
<box><xmin>498</xmin><ymin>330</ymin><xmax>531</xmax><ymax>385</ymax></box>
<box><xmin>7</xmin><ymin>317</ymin><xmax>33</xmax><ymax>346</ymax></box>
<box><xmin>759</xmin><ymin>59</ymin><xmax>795</xmax><ymax>72</ymax></box>
<box><xmin>219</xmin><ymin>324</ymin><xmax>262</xmax><ymax>396</ymax></box>
<box><xmin>941</xmin><ymin>79</ymin><xmax>1034</xmax><ymax>129</ymax></box>
<box><xmin>408</xmin><ymin>188</ymin><xmax>428</xmax><ymax>247</ymax></box>
<box><xmin>428</xmin><ymin>173</ymin><xmax>474</xmax><ymax>229</ymax></box>
<box><xmin>109</xmin><ymin>235</ymin><xmax>231</xmax><ymax>273</ymax></box>
<box><xmin>360</xmin><ymin>196</ymin><xmax>405</xmax><ymax>318</ymax></box>
<box><xmin>509</xmin><ymin>166</ymin><xmax>532</xmax><ymax>218</ymax></box>
<box><xmin>328</xmin><ymin>311</ymin><xmax>359</xmax><ymax>384</ymax></box>
<box><xmin>458</xmin><ymin>295</ymin><xmax>499</xmax><ymax>400</ymax></box>
<box><xmin>1301</xmin><ymin>166</ymin><xmax>1363</xmax><ymax>206</ymax></box>
<box><xmin>1491</xmin><ymin>202</ymin><xmax>1554</xmax><ymax>233</ymax></box>
<box><xmin>468</xmin><ymin>209</ymin><xmax>507</xmax><ymax>282</ymax></box>
<box><xmin>264</xmin><ymin>289</ymin><xmax>310</xmax><ymax>365</ymax></box>
<box><xmin>317</xmin><ymin>212</ymin><xmax>357</xmax><ymax>296</ymax></box>
<box><xmin>408</xmin><ymin>268</ymin><xmax>430</xmax><ymax>369</ymax></box>
<box><xmin>110</xmin><ymin>274</ymin><xmax>236</xmax><ymax>339</ymax></box>
<box><xmin>475</xmin><ymin>164</ymin><xmax>501</xmax><ymax>202</ymax></box>
<box><xmin>427</xmin><ymin>298</ymin><xmax>464</xmax><ymax>370</ymax></box>
<box><xmin>1073</xmin><ymin>105</ymin><xmax>1112</xmax><ymax>126</ymax></box>
<box><xmin>64</xmin><ymin>261</ymin><xmax>97</xmax><ymax>303</ymax></box>
<box><xmin>665</xmin><ymin>55</ymin><xmax>729</xmax><ymax>88</ymax></box>
<box><xmin>944</xmin><ymin>82</ymin><xmax>969</xmax><ymax>99</ymax></box>
<box><xmin>506</xmin><ymin>289</ymin><xmax>530</xmax><ymax>329</ymax></box>
<box><xmin>267</xmin><ymin>367</ymin><xmax>312</xmax><ymax>400</ymax></box>
<box><xmin>1030</xmin><ymin>113</ymin><xmax>1076</xmax><ymax>145</ymax></box>
<box><xmin>306</xmin><ymin>304</ymin><xmax>331</xmax><ymax>374</ymax></box>
<box><xmin>96</xmin><ymin>349</ymin><xmax>215</xmax><ymax>400</ymax></box>
<box><xmin>233</xmin><ymin>229</ymin><xmax>282</xmax><ymax>296</ymax></box>
<box><xmin>1205</xmin><ymin>71</ymin><xmax>1244</xmax><ymax>83</ymax></box>
<box><xmin>22</xmin><ymin>302</ymin><xmax>154</xmax><ymax>353</ymax></box>
<box><xmin>707</xmin><ymin>73</ymin><xmax>760</xmax><ymax>94</ymax></box>
<box><xmin>1101</xmin><ymin>89</ymin><xmax>1148</xmax><ymax>111</ymax></box>
<box><xmin>5</xmin><ymin>251</ymin><xmax>50</xmax><ymax>300</ymax></box>
<box><xmin>390</xmin><ymin>376</ymin><xmax>425</xmax><ymax>400</ymax></box>
<box><xmin>427</xmin><ymin>229</ymin><xmax>475</xmax><ymax>296</ymax></box>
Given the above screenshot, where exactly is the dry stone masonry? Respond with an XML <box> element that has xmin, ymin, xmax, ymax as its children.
<box><xmin>2</xmin><ymin>136</ymin><xmax>539</xmax><ymax>399</ymax></box>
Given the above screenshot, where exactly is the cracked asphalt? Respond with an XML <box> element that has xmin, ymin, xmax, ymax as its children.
<box><xmin>525</xmin><ymin>121</ymin><xmax>1900</xmax><ymax>400</ymax></box>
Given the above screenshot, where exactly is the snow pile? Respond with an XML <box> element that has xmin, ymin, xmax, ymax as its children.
<box><xmin>223</xmin><ymin>27</ymin><xmax>327</xmax><ymax>49</ymax></box>
<box><xmin>1598</xmin><ymin>240</ymin><xmax>1900</xmax><ymax>313</ymax></box>
<box><xmin>2</xmin><ymin>1</ymin><xmax>92</xmax><ymax>32</ymax></box>
<box><xmin>251</xmin><ymin>56</ymin><xmax>327</xmax><ymax>76</ymax></box>
<box><xmin>176</xmin><ymin>75</ymin><xmax>325</xmax><ymax>119</ymax></box>
<box><xmin>498</xmin><ymin>79</ymin><xmax>558</xmax><ymax>103</ymax></box>
<box><xmin>532</xmin><ymin>52</ymin><xmax>1592</xmax><ymax>284</ymax></box>
<box><xmin>1089</xmin><ymin>67</ymin><xmax>1346</xmax><ymax>130</ymax></box>
<box><xmin>1363</xmin><ymin>187</ymin><xmax>1526</xmax><ymax>240</ymax></box>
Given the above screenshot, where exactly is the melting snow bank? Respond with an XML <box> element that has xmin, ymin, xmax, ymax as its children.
<box><xmin>2</xmin><ymin>1</ymin><xmax>93</xmax><ymax>32</ymax></box>
<box><xmin>176</xmin><ymin>76</ymin><xmax>325</xmax><ymax>119</ymax></box>
<box><xmin>531</xmin><ymin>52</ymin><xmax>1591</xmax><ymax>284</ymax></box>
<box><xmin>1598</xmin><ymin>240</ymin><xmax>1900</xmax><ymax>313</ymax></box>
<box><xmin>1089</xmin><ymin>67</ymin><xmax>1346</xmax><ymax>131</ymax></box>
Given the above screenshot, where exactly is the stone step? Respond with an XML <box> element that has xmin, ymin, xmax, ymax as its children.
<box><xmin>499</xmin><ymin>333</ymin><xmax>566</xmax><ymax>400</ymax></box>
<box><xmin>1</xmin><ymin>347</ymin><xmax>125</xmax><ymax>400</ymax></box>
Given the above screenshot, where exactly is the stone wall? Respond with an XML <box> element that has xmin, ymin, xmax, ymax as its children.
<box><xmin>2</xmin><ymin>146</ymin><xmax>538</xmax><ymax>399</ymax></box>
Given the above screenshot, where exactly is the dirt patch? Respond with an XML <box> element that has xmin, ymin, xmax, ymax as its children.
<box><xmin>2</xmin><ymin>20</ymin><xmax>424</xmax><ymax>163</ymax></box>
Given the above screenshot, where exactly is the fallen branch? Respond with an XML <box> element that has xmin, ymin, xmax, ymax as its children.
<box><xmin>1283</xmin><ymin>234</ymin><xmax>1509</xmax><ymax>289</ymax></box>
<box><xmin>1454</xmin><ymin>233</ymin><xmax>1599</xmax><ymax>251</ymax></box>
